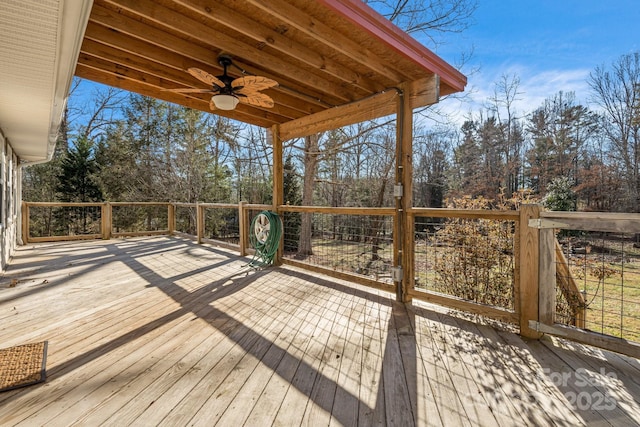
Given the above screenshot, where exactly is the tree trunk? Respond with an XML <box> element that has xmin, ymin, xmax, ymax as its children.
<box><xmin>367</xmin><ymin>150</ymin><xmax>394</xmax><ymax>267</ymax></box>
<box><xmin>297</xmin><ymin>134</ymin><xmax>320</xmax><ymax>258</ymax></box>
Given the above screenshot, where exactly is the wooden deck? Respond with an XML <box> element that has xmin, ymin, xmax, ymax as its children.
<box><xmin>1</xmin><ymin>236</ymin><xmax>639</xmax><ymax>426</ymax></box>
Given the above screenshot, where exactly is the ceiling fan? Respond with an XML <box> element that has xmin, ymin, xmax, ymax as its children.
<box><xmin>166</xmin><ymin>55</ymin><xmax>278</xmax><ymax>111</ymax></box>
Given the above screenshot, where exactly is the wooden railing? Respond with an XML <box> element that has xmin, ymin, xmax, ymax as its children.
<box><xmin>22</xmin><ymin>202</ymin><xmax>106</xmax><ymax>242</ymax></box>
<box><xmin>531</xmin><ymin>211</ymin><xmax>640</xmax><ymax>358</ymax></box>
<box><xmin>22</xmin><ymin>201</ymin><xmax>526</xmax><ymax>324</ymax></box>
<box><xmin>22</xmin><ymin>201</ymin><xmax>640</xmax><ymax>357</ymax></box>
<box><xmin>408</xmin><ymin>207</ymin><xmax>522</xmax><ymax>325</ymax></box>
<box><xmin>22</xmin><ymin>201</ymin><xmax>270</xmax><ymax>254</ymax></box>
<box><xmin>278</xmin><ymin>205</ymin><xmax>397</xmax><ymax>293</ymax></box>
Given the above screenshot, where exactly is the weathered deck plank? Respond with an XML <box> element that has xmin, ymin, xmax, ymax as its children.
<box><xmin>1</xmin><ymin>236</ymin><xmax>639</xmax><ymax>426</ymax></box>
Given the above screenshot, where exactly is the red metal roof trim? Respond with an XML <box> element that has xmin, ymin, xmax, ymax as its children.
<box><xmin>316</xmin><ymin>0</ymin><xmax>467</xmax><ymax>93</ymax></box>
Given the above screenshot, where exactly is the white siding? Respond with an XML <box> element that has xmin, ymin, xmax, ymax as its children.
<box><xmin>0</xmin><ymin>130</ymin><xmax>20</xmax><ymax>271</ymax></box>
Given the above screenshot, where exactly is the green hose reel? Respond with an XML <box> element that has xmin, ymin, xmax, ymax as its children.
<box><xmin>249</xmin><ymin>211</ymin><xmax>282</xmax><ymax>266</ymax></box>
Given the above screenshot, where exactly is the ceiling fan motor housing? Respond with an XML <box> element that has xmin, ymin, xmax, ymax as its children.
<box><xmin>216</xmin><ymin>55</ymin><xmax>235</xmax><ymax>91</ymax></box>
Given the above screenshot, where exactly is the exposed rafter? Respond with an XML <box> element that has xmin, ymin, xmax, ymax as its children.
<box><xmin>77</xmin><ymin>0</ymin><xmax>466</xmax><ymax>129</ymax></box>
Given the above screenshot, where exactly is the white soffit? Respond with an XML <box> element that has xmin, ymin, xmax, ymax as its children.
<box><xmin>0</xmin><ymin>0</ymin><xmax>92</xmax><ymax>163</ymax></box>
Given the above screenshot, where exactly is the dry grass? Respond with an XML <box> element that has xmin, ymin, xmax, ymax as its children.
<box><xmin>558</xmin><ymin>234</ymin><xmax>640</xmax><ymax>343</ymax></box>
<box><xmin>285</xmin><ymin>238</ymin><xmax>394</xmax><ymax>281</ymax></box>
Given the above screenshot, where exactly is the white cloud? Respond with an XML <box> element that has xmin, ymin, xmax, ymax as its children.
<box><xmin>515</xmin><ymin>68</ymin><xmax>592</xmax><ymax>111</ymax></box>
<box><xmin>436</xmin><ymin>65</ymin><xmax>593</xmax><ymax>127</ymax></box>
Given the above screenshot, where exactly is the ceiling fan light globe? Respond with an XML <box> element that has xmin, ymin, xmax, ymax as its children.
<box><xmin>212</xmin><ymin>94</ymin><xmax>239</xmax><ymax>110</ymax></box>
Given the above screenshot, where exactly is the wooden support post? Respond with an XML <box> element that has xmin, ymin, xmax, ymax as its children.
<box><xmin>519</xmin><ymin>204</ymin><xmax>542</xmax><ymax>338</ymax></box>
<box><xmin>393</xmin><ymin>102</ymin><xmax>402</xmax><ymax>300</ymax></box>
<box><xmin>539</xmin><ymin>228</ymin><xmax>556</xmax><ymax>326</ymax></box>
<box><xmin>239</xmin><ymin>200</ymin><xmax>247</xmax><ymax>256</ymax></box>
<box><xmin>102</xmin><ymin>202</ymin><xmax>112</xmax><ymax>240</ymax></box>
<box><xmin>271</xmin><ymin>124</ymin><xmax>284</xmax><ymax>265</ymax></box>
<box><xmin>394</xmin><ymin>84</ymin><xmax>414</xmax><ymax>303</ymax></box>
<box><xmin>21</xmin><ymin>202</ymin><xmax>29</xmax><ymax>244</ymax></box>
<box><xmin>168</xmin><ymin>203</ymin><xmax>175</xmax><ymax>235</ymax></box>
<box><xmin>196</xmin><ymin>202</ymin><xmax>204</xmax><ymax>244</ymax></box>
<box><xmin>400</xmin><ymin>84</ymin><xmax>414</xmax><ymax>303</ymax></box>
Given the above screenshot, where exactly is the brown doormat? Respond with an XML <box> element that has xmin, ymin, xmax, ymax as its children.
<box><xmin>0</xmin><ymin>341</ymin><xmax>48</xmax><ymax>392</ymax></box>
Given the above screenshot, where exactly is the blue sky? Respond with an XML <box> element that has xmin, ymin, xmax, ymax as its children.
<box><xmin>430</xmin><ymin>0</ymin><xmax>640</xmax><ymax>116</ymax></box>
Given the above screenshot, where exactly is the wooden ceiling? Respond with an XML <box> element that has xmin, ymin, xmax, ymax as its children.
<box><xmin>76</xmin><ymin>0</ymin><xmax>466</xmax><ymax>130</ymax></box>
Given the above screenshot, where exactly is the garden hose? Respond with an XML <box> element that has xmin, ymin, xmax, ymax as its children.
<box><xmin>249</xmin><ymin>211</ymin><xmax>282</xmax><ymax>266</ymax></box>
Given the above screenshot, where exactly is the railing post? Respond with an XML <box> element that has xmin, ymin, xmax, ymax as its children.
<box><xmin>239</xmin><ymin>201</ymin><xmax>247</xmax><ymax>256</ymax></box>
<box><xmin>197</xmin><ymin>202</ymin><xmax>204</xmax><ymax>244</ymax></box>
<box><xmin>519</xmin><ymin>204</ymin><xmax>542</xmax><ymax>338</ymax></box>
<box><xmin>102</xmin><ymin>202</ymin><xmax>112</xmax><ymax>240</ymax></box>
<box><xmin>168</xmin><ymin>203</ymin><xmax>175</xmax><ymax>235</ymax></box>
<box><xmin>395</xmin><ymin>83</ymin><xmax>413</xmax><ymax>303</ymax></box>
<box><xmin>21</xmin><ymin>201</ymin><xmax>29</xmax><ymax>244</ymax></box>
<box><xmin>271</xmin><ymin>124</ymin><xmax>284</xmax><ymax>266</ymax></box>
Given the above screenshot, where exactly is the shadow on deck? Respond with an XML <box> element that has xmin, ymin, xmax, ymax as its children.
<box><xmin>1</xmin><ymin>236</ymin><xmax>639</xmax><ymax>426</ymax></box>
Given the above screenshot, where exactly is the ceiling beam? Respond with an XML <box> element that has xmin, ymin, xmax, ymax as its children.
<box><xmin>279</xmin><ymin>91</ymin><xmax>398</xmax><ymax>141</ymax></box>
<box><xmin>279</xmin><ymin>75</ymin><xmax>439</xmax><ymax>140</ymax></box>
<box><xmin>318</xmin><ymin>0</ymin><xmax>467</xmax><ymax>94</ymax></box>
<box><xmin>406</xmin><ymin>75</ymin><xmax>440</xmax><ymax>109</ymax></box>
<box><xmin>90</xmin><ymin>3</ymin><xmax>339</xmax><ymax>110</ymax></box>
<box><xmin>81</xmin><ymin>36</ymin><xmax>194</xmax><ymax>88</ymax></box>
<box><xmin>173</xmin><ymin>0</ymin><xmax>384</xmax><ymax>94</ymax></box>
<box><xmin>102</xmin><ymin>0</ymin><xmax>359</xmax><ymax>103</ymax></box>
<box><xmin>244</xmin><ymin>0</ymin><xmax>407</xmax><ymax>83</ymax></box>
<box><xmin>76</xmin><ymin>64</ymin><xmax>206</xmax><ymax>110</ymax></box>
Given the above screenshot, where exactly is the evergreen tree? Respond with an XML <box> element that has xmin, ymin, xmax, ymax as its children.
<box><xmin>57</xmin><ymin>135</ymin><xmax>102</xmax><ymax>202</ymax></box>
<box><xmin>93</xmin><ymin>121</ymin><xmax>137</xmax><ymax>201</ymax></box>
<box><xmin>542</xmin><ymin>176</ymin><xmax>576</xmax><ymax>211</ymax></box>
<box><xmin>55</xmin><ymin>135</ymin><xmax>102</xmax><ymax>235</ymax></box>
<box><xmin>452</xmin><ymin>117</ymin><xmax>505</xmax><ymax>200</ymax></box>
<box><xmin>525</xmin><ymin>92</ymin><xmax>597</xmax><ymax>196</ymax></box>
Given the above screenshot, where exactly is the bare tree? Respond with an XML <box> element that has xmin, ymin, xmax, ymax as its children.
<box><xmin>291</xmin><ymin>0</ymin><xmax>476</xmax><ymax>258</ymax></box>
<box><xmin>589</xmin><ymin>52</ymin><xmax>640</xmax><ymax>211</ymax></box>
<box><xmin>296</xmin><ymin>133</ymin><xmax>321</xmax><ymax>257</ymax></box>
<box><xmin>488</xmin><ymin>73</ymin><xmax>524</xmax><ymax>195</ymax></box>
<box><xmin>366</xmin><ymin>0</ymin><xmax>477</xmax><ymax>46</ymax></box>
<box><xmin>67</xmin><ymin>79</ymin><xmax>124</xmax><ymax>142</ymax></box>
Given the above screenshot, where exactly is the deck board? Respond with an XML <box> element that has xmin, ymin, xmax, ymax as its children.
<box><xmin>1</xmin><ymin>236</ymin><xmax>639</xmax><ymax>426</ymax></box>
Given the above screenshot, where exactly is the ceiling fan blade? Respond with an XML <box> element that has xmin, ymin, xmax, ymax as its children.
<box><xmin>188</xmin><ymin>67</ymin><xmax>225</xmax><ymax>88</ymax></box>
<box><xmin>163</xmin><ymin>88</ymin><xmax>215</xmax><ymax>93</ymax></box>
<box><xmin>237</xmin><ymin>91</ymin><xmax>275</xmax><ymax>108</ymax></box>
<box><xmin>232</xmin><ymin>76</ymin><xmax>278</xmax><ymax>91</ymax></box>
